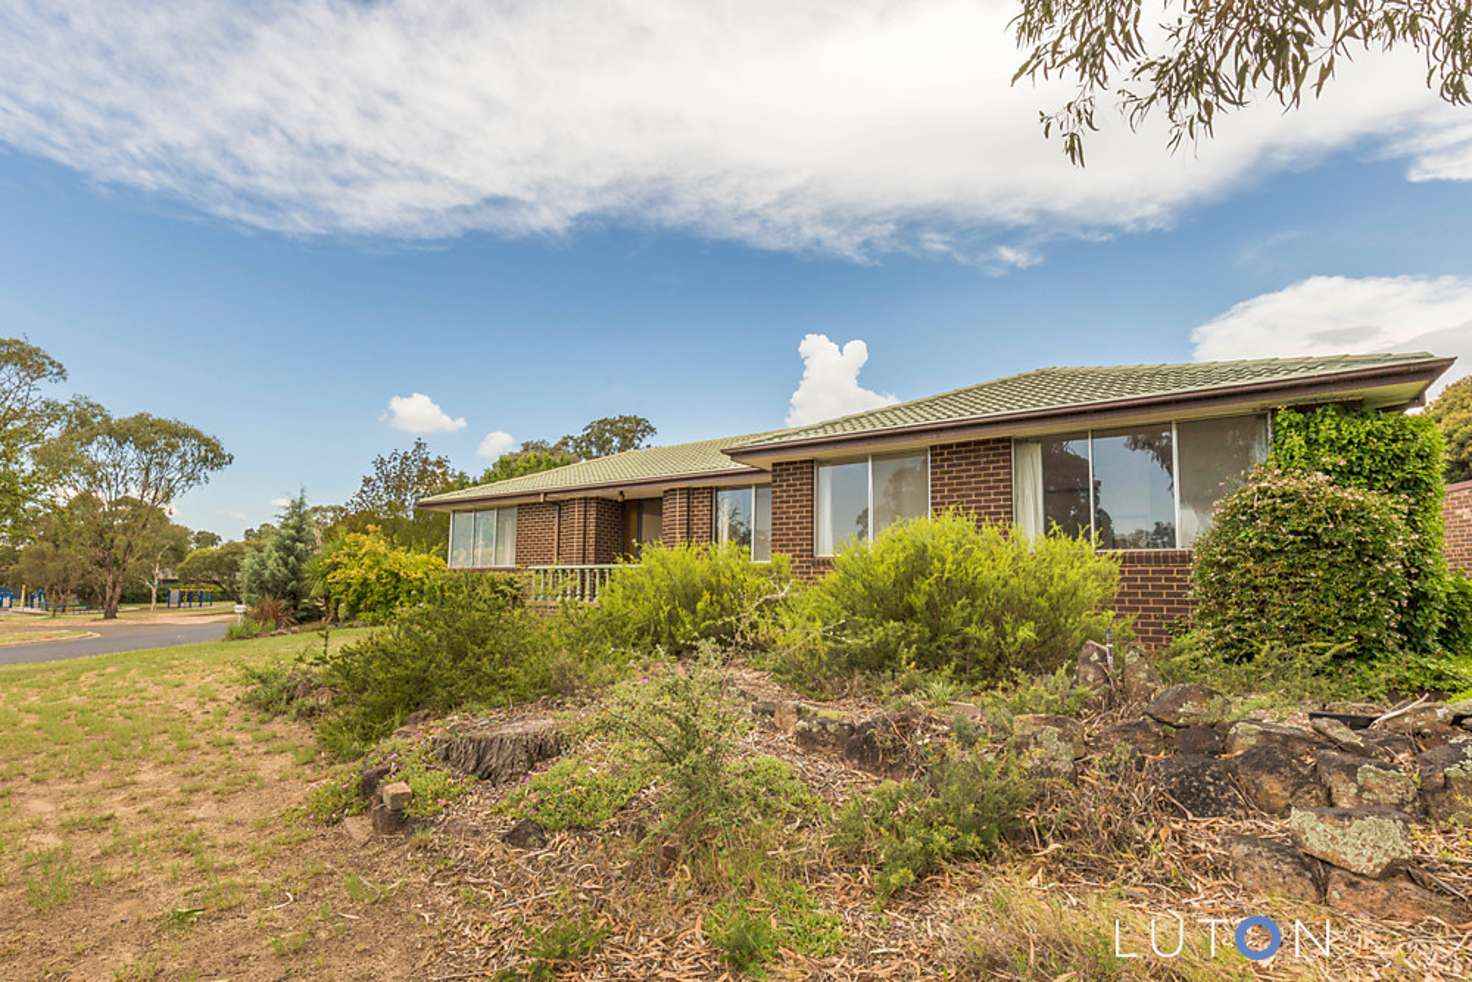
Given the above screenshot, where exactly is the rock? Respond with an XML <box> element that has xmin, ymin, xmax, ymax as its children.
<box><xmin>434</xmin><ymin>718</ymin><xmax>565</xmax><ymax>784</ymax></box>
<box><xmin>1119</xmin><ymin>649</ymin><xmax>1161</xmax><ymax>704</ymax></box>
<box><xmin>1074</xmin><ymin>640</ymin><xmax>1113</xmax><ymax>698</ymax></box>
<box><xmin>1222</xmin><ymin>720</ymin><xmax>1322</xmax><ymax>757</ymax></box>
<box><xmin>1233</xmin><ymin>743</ymin><xmax>1327</xmax><ymax>817</ymax></box>
<box><xmin>1311</xmin><ymin>716</ymin><xmax>1372</xmax><ymax>755</ymax></box>
<box><xmin>1288</xmin><ymin>807</ymin><xmax>1414</xmax><ymax>878</ymax></box>
<box><xmin>1094</xmin><ymin>719</ymin><xmax>1169</xmax><ymax>757</ymax></box>
<box><xmin>1174</xmin><ymin>725</ymin><xmax>1225</xmax><ymax>757</ymax></box>
<box><xmin>1446</xmin><ymin>699</ymin><xmax>1472</xmax><ymax>723</ymax></box>
<box><xmin>380</xmin><ymin>780</ymin><xmax>413</xmax><ymax>812</ymax></box>
<box><xmin>502</xmin><ymin>817</ymin><xmax>547</xmax><ymax>850</ymax></box>
<box><xmin>1149</xmin><ymin>755</ymin><xmax>1244</xmax><ymax>818</ymax></box>
<box><xmin>358</xmin><ymin>763</ymin><xmax>392</xmax><ymax>801</ymax></box>
<box><xmin>1417</xmin><ymin>740</ymin><xmax>1472</xmax><ymax>824</ymax></box>
<box><xmin>1374</xmin><ymin>703</ymin><xmax>1453</xmax><ymax>736</ymax></box>
<box><xmin>370</xmin><ymin>803</ymin><xmax>408</xmax><ymax>834</ymax></box>
<box><xmin>1317</xmin><ymin>752</ymin><xmax>1417</xmax><ymax>810</ymax></box>
<box><xmin>399</xmin><ymin>708</ymin><xmax>436</xmax><ymax>729</ymax></box>
<box><xmin>1363</xmin><ymin>731</ymin><xmax>1419</xmax><ymax>765</ymax></box>
<box><xmin>772</xmin><ymin>701</ymin><xmax>804</xmax><ymax>734</ymax></box>
<box><xmin>1145</xmin><ymin>684</ymin><xmax>1226</xmax><ymax>728</ymax></box>
<box><xmin>749</xmin><ymin>699</ymin><xmax>779</xmax><ymax>720</ymax></box>
<box><xmin>1324</xmin><ymin>869</ymin><xmax>1465</xmax><ymax>922</ymax></box>
<box><xmin>843</xmin><ymin>714</ymin><xmax>921</xmax><ymax>775</ymax></box>
<box><xmin>1012</xmin><ymin>714</ymin><xmax>1086</xmax><ymax>778</ymax></box>
<box><xmin>341</xmin><ymin>814</ymin><xmax>372</xmax><ymax>844</ymax></box>
<box><xmin>793</xmin><ymin>710</ymin><xmax>855</xmax><ymax>752</ymax></box>
<box><xmin>1224</xmin><ymin>836</ymin><xmax>1322</xmax><ymax>902</ymax></box>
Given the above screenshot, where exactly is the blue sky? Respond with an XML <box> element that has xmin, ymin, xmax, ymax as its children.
<box><xmin>3</xmin><ymin>2</ymin><xmax>1471</xmax><ymax>538</ymax></box>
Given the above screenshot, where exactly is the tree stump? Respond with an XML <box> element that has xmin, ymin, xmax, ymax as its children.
<box><xmin>433</xmin><ymin>718</ymin><xmax>565</xmax><ymax>783</ymax></box>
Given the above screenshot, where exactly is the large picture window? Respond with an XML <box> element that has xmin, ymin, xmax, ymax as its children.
<box><xmin>1013</xmin><ymin>415</ymin><xmax>1267</xmax><ymax>549</ymax></box>
<box><xmin>448</xmin><ymin>506</ymin><xmax>517</xmax><ymax>568</ymax></box>
<box><xmin>714</xmin><ymin>485</ymin><xmax>773</xmax><ymax>561</ymax></box>
<box><xmin>815</xmin><ymin>452</ymin><xmax>929</xmax><ymax>556</ymax></box>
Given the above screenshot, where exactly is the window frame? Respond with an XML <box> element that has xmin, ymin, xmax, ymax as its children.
<box><xmin>712</xmin><ymin>484</ymin><xmax>773</xmax><ymax>563</ymax></box>
<box><xmin>447</xmin><ymin>506</ymin><xmax>519</xmax><ymax>569</ymax></box>
<box><xmin>1012</xmin><ymin>414</ymin><xmax>1268</xmax><ymax>551</ymax></box>
<box><xmin>813</xmin><ymin>449</ymin><xmax>932</xmax><ymax>558</ymax></box>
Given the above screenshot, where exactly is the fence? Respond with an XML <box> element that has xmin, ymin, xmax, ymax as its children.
<box><xmin>526</xmin><ymin>565</ymin><xmax>622</xmax><ymax>604</ymax></box>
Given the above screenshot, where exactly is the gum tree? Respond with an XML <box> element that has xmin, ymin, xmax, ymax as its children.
<box><xmin>1012</xmin><ymin>0</ymin><xmax>1472</xmax><ymax>164</ymax></box>
<box><xmin>37</xmin><ymin>408</ymin><xmax>232</xmax><ymax>618</ymax></box>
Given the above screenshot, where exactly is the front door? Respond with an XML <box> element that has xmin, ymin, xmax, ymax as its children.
<box><xmin>623</xmin><ymin>498</ymin><xmax>663</xmax><ymax>557</ymax></box>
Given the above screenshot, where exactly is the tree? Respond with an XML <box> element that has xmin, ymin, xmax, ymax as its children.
<box><xmin>555</xmin><ymin>415</ymin><xmax>656</xmax><ymax>460</ymax></box>
<box><xmin>35</xmin><ymin>410</ymin><xmax>232</xmax><ymax>618</ymax></box>
<box><xmin>132</xmin><ymin>518</ymin><xmax>192</xmax><ymax>612</ymax></box>
<box><xmin>11</xmin><ymin>497</ymin><xmax>101</xmax><ymax>611</ymax></box>
<box><xmin>1012</xmin><ymin>0</ymin><xmax>1472</xmax><ymax>164</ymax></box>
<box><xmin>240</xmin><ymin>494</ymin><xmax>316</xmax><ymax>612</ymax></box>
<box><xmin>191</xmin><ymin>529</ymin><xmax>222</xmax><ymax>550</ymax></box>
<box><xmin>176</xmin><ymin>540</ymin><xmax>248</xmax><ymax>600</ymax></box>
<box><xmin>1429</xmin><ymin>376</ymin><xmax>1472</xmax><ymax>484</ymax></box>
<box><xmin>342</xmin><ymin>438</ymin><xmax>465</xmax><ymax>552</ymax></box>
<box><xmin>0</xmin><ymin>338</ymin><xmax>68</xmax><ymax>539</ymax></box>
<box><xmin>473</xmin><ymin>447</ymin><xmax>577</xmax><ymax>486</ymax></box>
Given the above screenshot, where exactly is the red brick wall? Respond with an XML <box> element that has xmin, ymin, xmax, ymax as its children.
<box><xmin>930</xmin><ymin>437</ymin><xmax>1012</xmax><ymax>524</ymax></box>
<box><xmin>1447</xmin><ymin>480</ymin><xmax>1472</xmax><ymax>576</ymax></box>
<box><xmin>514</xmin><ymin>502</ymin><xmax>557</xmax><ymax>566</ymax></box>
<box><xmin>1113</xmin><ymin>550</ymin><xmax>1194</xmax><ymax>649</ymax></box>
<box><xmin>770</xmin><ymin>459</ymin><xmax>832</xmax><ymax>580</ymax></box>
<box><xmin>661</xmin><ymin>488</ymin><xmax>715</xmax><ymax>546</ymax></box>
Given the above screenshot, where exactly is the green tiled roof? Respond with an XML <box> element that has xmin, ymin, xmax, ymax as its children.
<box><xmin>418</xmin><ymin>431</ymin><xmax>782</xmax><ymax>506</ymax></box>
<box><xmin>421</xmin><ymin>352</ymin><xmax>1448</xmax><ymax>506</ymax></box>
<box><xmin>731</xmin><ymin>352</ymin><xmax>1446</xmax><ymax>450</ymax></box>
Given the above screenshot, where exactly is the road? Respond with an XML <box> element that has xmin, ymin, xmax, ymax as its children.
<box><xmin>0</xmin><ymin>618</ymin><xmax>232</xmax><ymax>666</ymax></box>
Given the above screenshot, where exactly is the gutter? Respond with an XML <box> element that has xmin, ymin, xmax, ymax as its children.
<box><xmin>415</xmin><ymin>464</ymin><xmax>768</xmax><ymax>512</ymax></box>
<box><xmin>721</xmin><ymin>358</ymin><xmax>1455</xmax><ymax>463</ymax></box>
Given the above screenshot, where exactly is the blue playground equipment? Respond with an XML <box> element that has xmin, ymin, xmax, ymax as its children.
<box><xmin>167</xmin><ymin>589</ymin><xmax>216</xmax><ymax>608</ymax></box>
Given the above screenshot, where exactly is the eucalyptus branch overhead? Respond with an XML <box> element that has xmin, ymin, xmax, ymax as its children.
<box><xmin>1011</xmin><ymin>0</ymin><xmax>1472</xmax><ymax>164</ymax></box>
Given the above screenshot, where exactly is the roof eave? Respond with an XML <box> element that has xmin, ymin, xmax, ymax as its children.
<box><xmin>415</xmin><ymin>465</ymin><xmax>769</xmax><ymax>511</ymax></box>
<box><xmin>723</xmin><ymin>357</ymin><xmax>1456</xmax><ymax>465</ymax></box>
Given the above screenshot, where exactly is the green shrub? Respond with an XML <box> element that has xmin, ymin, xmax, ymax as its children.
<box><xmin>589</xmin><ymin>542</ymin><xmax>791</xmax><ymax>654</ymax></box>
<box><xmin>497</xmin><ymin>915</ymin><xmax>609</xmax><ymax>981</ymax></box>
<box><xmin>704</xmin><ymin>882</ymin><xmax>841</xmax><ymax>975</ymax></box>
<box><xmin>225</xmin><ymin>617</ymin><xmax>266</xmax><ymax>641</ymax></box>
<box><xmin>1269</xmin><ymin>404</ymin><xmax>1449</xmax><ymax>649</ymax></box>
<box><xmin>1193</xmin><ymin>467</ymin><xmax>1412</xmax><ymax>665</ymax></box>
<box><xmin>832</xmin><ymin>748</ymin><xmax>1032</xmax><ymax>902</ymax></box>
<box><xmin>1441</xmin><ymin>575</ymin><xmax>1472</xmax><ymax>657</ymax></box>
<box><xmin>312</xmin><ymin>572</ymin><xmax>582</xmax><ymax>756</ymax></box>
<box><xmin>776</xmin><ymin>512</ymin><xmax>1120</xmax><ymax>692</ymax></box>
<box><xmin>497</xmin><ymin>757</ymin><xmax>650</xmax><ymax>831</ymax></box>
<box><xmin>320</xmin><ymin>527</ymin><xmax>446</xmax><ymax>623</ymax></box>
<box><xmin>306</xmin><ymin>740</ymin><xmax>473</xmax><ymax>823</ymax></box>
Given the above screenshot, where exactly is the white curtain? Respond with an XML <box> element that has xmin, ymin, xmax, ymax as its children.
<box><xmin>1013</xmin><ymin>440</ymin><xmax>1044</xmax><ymax>538</ymax></box>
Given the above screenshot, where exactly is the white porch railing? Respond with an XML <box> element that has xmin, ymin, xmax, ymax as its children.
<box><xmin>526</xmin><ymin>564</ymin><xmax>622</xmax><ymax>604</ymax></box>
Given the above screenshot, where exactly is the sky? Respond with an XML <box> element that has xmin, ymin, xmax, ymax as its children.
<box><xmin>2</xmin><ymin>0</ymin><xmax>1471</xmax><ymax>538</ymax></box>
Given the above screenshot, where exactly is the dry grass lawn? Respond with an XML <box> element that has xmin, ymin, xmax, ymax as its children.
<box><xmin>0</xmin><ymin>630</ymin><xmax>437</xmax><ymax>980</ymax></box>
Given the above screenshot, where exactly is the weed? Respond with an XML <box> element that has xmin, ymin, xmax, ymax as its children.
<box><xmin>497</xmin><ymin>914</ymin><xmax>609</xmax><ymax>980</ymax></box>
<box><xmin>497</xmin><ymin>756</ymin><xmax>649</xmax><ymax>831</ymax></box>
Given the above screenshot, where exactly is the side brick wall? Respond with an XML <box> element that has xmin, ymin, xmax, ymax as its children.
<box><xmin>1447</xmin><ymin>480</ymin><xmax>1472</xmax><ymax>576</ymax></box>
<box><xmin>514</xmin><ymin>502</ymin><xmax>557</xmax><ymax>566</ymax></box>
<box><xmin>1114</xmin><ymin>550</ymin><xmax>1194</xmax><ymax>650</ymax></box>
<box><xmin>661</xmin><ymin>487</ymin><xmax>715</xmax><ymax>546</ymax></box>
<box><xmin>929</xmin><ymin>437</ymin><xmax>1012</xmax><ymax>524</ymax></box>
<box><xmin>770</xmin><ymin>459</ymin><xmax>832</xmax><ymax>580</ymax></box>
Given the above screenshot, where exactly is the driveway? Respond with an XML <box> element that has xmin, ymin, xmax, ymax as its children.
<box><xmin>0</xmin><ymin>618</ymin><xmax>231</xmax><ymax>666</ymax></box>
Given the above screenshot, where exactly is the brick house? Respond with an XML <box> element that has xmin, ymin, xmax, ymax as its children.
<box><xmin>418</xmin><ymin>352</ymin><xmax>1454</xmax><ymax>647</ymax></box>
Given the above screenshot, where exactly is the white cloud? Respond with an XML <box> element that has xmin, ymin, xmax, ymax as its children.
<box><xmin>381</xmin><ymin>392</ymin><xmax>466</xmax><ymax>433</ymax></box>
<box><xmin>270</xmin><ymin>496</ymin><xmax>292</xmax><ymax>508</ymax></box>
<box><xmin>477</xmin><ymin>430</ymin><xmax>517</xmax><ymax>460</ymax></box>
<box><xmin>0</xmin><ymin>1</ymin><xmax>1466</xmax><ymax>261</ymax></box>
<box><xmin>786</xmin><ymin>333</ymin><xmax>898</xmax><ymax>426</ymax></box>
<box><xmin>1191</xmin><ymin>275</ymin><xmax>1472</xmax><ymax>397</ymax></box>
